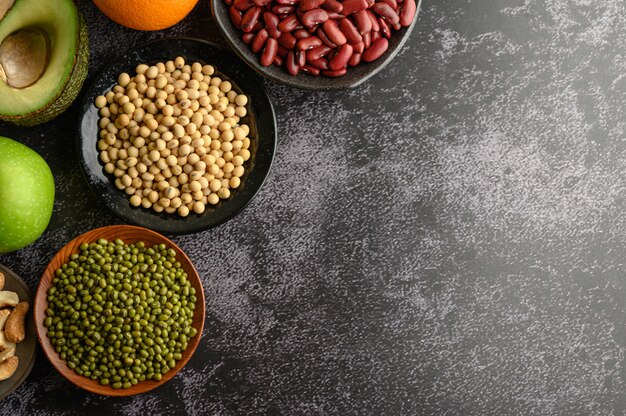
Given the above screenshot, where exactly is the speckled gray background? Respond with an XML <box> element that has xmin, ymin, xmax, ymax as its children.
<box><xmin>0</xmin><ymin>0</ymin><xmax>623</xmax><ymax>414</ymax></box>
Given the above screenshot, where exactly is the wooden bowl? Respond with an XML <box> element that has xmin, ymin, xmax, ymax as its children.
<box><xmin>33</xmin><ymin>225</ymin><xmax>205</xmax><ymax>396</ymax></box>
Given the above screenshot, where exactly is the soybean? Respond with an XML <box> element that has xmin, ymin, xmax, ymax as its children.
<box><xmin>94</xmin><ymin>57</ymin><xmax>254</xmax><ymax>217</ymax></box>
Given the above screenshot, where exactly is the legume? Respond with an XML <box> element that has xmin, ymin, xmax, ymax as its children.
<box><xmin>44</xmin><ymin>239</ymin><xmax>199</xmax><ymax>388</ymax></box>
<box><xmin>94</xmin><ymin>57</ymin><xmax>253</xmax><ymax>217</ymax></box>
<box><xmin>226</xmin><ymin>0</ymin><xmax>417</xmax><ymax>77</ymax></box>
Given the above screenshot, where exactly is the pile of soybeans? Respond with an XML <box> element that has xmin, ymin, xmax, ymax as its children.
<box><xmin>95</xmin><ymin>57</ymin><xmax>252</xmax><ymax>217</ymax></box>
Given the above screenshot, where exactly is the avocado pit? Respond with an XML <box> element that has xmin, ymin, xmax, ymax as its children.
<box><xmin>0</xmin><ymin>28</ymin><xmax>50</xmax><ymax>89</ymax></box>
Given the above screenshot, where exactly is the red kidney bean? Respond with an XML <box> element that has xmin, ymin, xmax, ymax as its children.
<box><xmin>306</xmin><ymin>44</ymin><xmax>332</xmax><ymax>60</ymax></box>
<box><xmin>241</xmin><ymin>6</ymin><xmax>262</xmax><ymax>32</ymax></box>
<box><xmin>399</xmin><ymin>0</ymin><xmax>416</xmax><ymax>26</ymax></box>
<box><xmin>322</xmin><ymin>20</ymin><xmax>347</xmax><ymax>45</ymax></box>
<box><xmin>327</xmin><ymin>11</ymin><xmax>344</xmax><ymax>19</ymax></box>
<box><xmin>263</xmin><ymin>12</ymin><xmax>282</xmax><ymax>38</ymax></box>
<box><xmin>381</xmin><ymin>0</ymin><xmax>398</xmax><ymax>9</ymax></box>
<box><xmin>339</xmin><ymin>18</ymin><xmax>362</xmax><ymax>43</ymax></box>
<box><xmin>362</xmin><ymin>37</ymin><xmax>388</xmax><ymax>62</ymax></box>
<box><xmin>362</xmin><ymin>32</ymin><xmax>371</xmax><ymax>48</ymax></box>
<box><xmin>242</xmin><ymin>32</ymin><xmax>256</xmax><ymax>44</ymax></box>
<box><xmin>300</xmin><ymin>0</ymin><xmax>325</xmax><ymax>11</ymax></box>
<box><xmin>378</xmin><ymin>17</ymin><xmax>391</xmax><ymax>39</ymax></box>
<box><xmin>296</xmin><ymin>50</ymin><xmax>307</xmax><ymax>66</ymax></box>
<box><xmin>318</xmin><ymin>29</ymin><xmax>337</xmax><ymax>47</ymax></box>
<box><xmin>371</xmin><ymin>30</ymin><xmax>381</xmax><ymax>43</ymax></box>
<box><xmin>277</xmin><ymin>45</ymin><xmax>289</xmax><ymax>57</ymax></box>
<box><xmin>301</xmin><ymin>9</ymin><xmax>329</xmax><ymax>27</ymax></box>
<box><xmin>272</xmin><ymin>4</ymin><xmax>295</xmax><ymax>14</ymax></box>
<box><xmin>278</xmin><ymin>32</ymin><xmax>297</xmax><ymax>49</ymax></box>
<box><xmin>354</xmin><ymin>10</ymin><xmax>372</xmax><ymax>34</ymax></box>
<box><xmin>294</xmin><ymin>29</ymin><xmax>310</xmax><ymax>39</ymax></box>
<box><xmin>322</xmin><ymin>68</ymin><xmax>347</xmax><ymax>77</ymax></box>
<box><xmin>321</xmin><ymin>0</ymin><xmax>343</xmax><ymax>13</ymax></box>
<box><xmin>340</xmin><ymin>0</ymin><xmax>368</xmax><ymax>15</ymax></box>
<box><xmin>367</xmin><ymin>10</ymin><xmax>380</xmax><ymax>31</ymax></box>
<box><xmin>348</xmin><ymin>53</ymin><xmax>361</xmax><ymax>66</ymax></box>
<box><xmin>286</xmin><ymin>51</ymin><xmax>300</xmax><ymax>75</ymax></box>
<box><xmin>308</xmin><ymin>57</ymin><xmax>329</xmax><ymax>69</ymax></box>
<box><xmin>302</xmin><ymin>64</ymin><xmax>321</xmax><ymax>75</ymax></box>
<box><xmin>278</xmin><ymin>14</ymin><xmax>300</xmax><ymax>32</ymax></box>
<box><xmin>260</xmin><ymin>38</ymin><xmax>278</xmax><ymax>66</ymax></box>
<box><xmin>329</xmin><ymin>43</ymin><xmax>353</xmax><ymax>70</ymax></box>
<box><xmin>226</xmin><ymin>0</ymin><xmax>414</xmax><ymax>77</ymax></box>
<box><xmin>273</xmin><ymin>12</ymin><xmax>289</xmax><ymax>19</ymax></box>
<box><xmin>229</xmin><ymin>6</ymin><xmax>243</xmax><ymax>28</ymax></box>
<box><xmin>225</xmin><ymin>0</ymin><xmax>417</xmax><ymax>77</ymax></box>
<box><xmin>297</xmin><ymin>36</ymin><xmax>322</xmax><ymax>50</ymax></box>
<box><xmin>352</xmin><ymin>41</ymin><xmax>364</xmax><ymax>54</ymax></box>
<box><xmin>371</xmin><ymin>3</ymin><xmax>399</xmax><ymax>25</ymax></box>
<box><xmin>234</xmin><ymin>0</ymin><xmax>255</xmax><ymax>11</ymax></box>
<box><xmin>251</xmin><ymin>29</ymin><xmax>269</xmax><ymax>53</ymax></box>
<box><xmin>252</xmin><ymin>20</ymin><xmax>264</xmax><ymax>32</ymax></box>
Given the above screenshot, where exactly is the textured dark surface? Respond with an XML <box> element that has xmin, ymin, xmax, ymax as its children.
<box><xmin>0</xmin><ymin>0</ymin><xmax>623</xmax><ymax>415</ymax></box>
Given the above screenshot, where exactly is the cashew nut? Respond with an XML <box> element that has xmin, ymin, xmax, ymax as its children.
<box><xmin>5</xmin><ymin>302</ymin><xmax>27</xmax><ymax>343</ymax></box>
<box><xmin>0</xmin><ymin>347</ymin><xmax>14</xmax><ymax>363</ymax></box>
<box><xmin>0</xmin><ymin>310</ymin><xmax>9</xmax><ymax>331</ymax></box>
<box><xmin>0</xmin><ymin>271</ymin><xmax>4</xmax><ymax>291</ymax></box>
<box><xmin>0</xmin><ymin>291</ymin><xmax>18</xmax><ymax>308</ymax></box>
<box><xmin>0</xmin><ymin>356</ymin><xmax>18</xmax><ymax>381</ymax></box>
<box><xmin>0</xmin><ymin>332</ymin><xmax>15</xmax><ymax>351</ymax></box>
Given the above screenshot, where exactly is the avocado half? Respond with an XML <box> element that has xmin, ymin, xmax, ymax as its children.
<box><xmin>0</xmin><ymin>0</ymin><xmax>89</xmax><ymax>126</ymax></box>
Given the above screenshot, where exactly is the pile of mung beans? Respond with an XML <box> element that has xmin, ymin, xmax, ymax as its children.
<box><xmin>95</xmin><ymin>57</ymin><xmax>253</xmax><ymax>217</ymax></box>
<box><xmin>44</xmin><ymin>239</ymin><xmax>198</xmax><ymax>389</ymax></box>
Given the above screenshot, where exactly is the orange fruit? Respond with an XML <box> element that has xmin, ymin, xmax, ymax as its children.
<box><xmin>92</xmin><ymin>0</ymin><xmax>200</xmax><ymax>31</ymax></box>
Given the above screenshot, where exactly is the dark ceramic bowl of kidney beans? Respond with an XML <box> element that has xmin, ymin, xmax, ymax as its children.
<box><xmin>211</xmin><ymin>0</ymin><xmax>421</xmax><ymax>90</ymax></box>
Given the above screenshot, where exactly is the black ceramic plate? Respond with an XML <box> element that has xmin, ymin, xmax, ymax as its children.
<box><xmin>211</xmin><ymin>0</ymin><xmax>422</xmax><ymax>90</ymax></box>
<box><xmin>0</xmin><ymin>264</ymin><xmax>36</xmax><ymax>401</ymax></box>
<box><xmin>79</xmin><ymin>38</ymin><xmax>276</xmax><ymax>235</ymax></box>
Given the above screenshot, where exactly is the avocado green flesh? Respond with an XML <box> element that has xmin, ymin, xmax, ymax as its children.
<box><xmin>0</xmin><ymin>0</ymin><xmax>84</xmax><ymax>121</ymax></box>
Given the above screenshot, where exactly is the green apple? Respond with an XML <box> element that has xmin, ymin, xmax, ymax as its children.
<box><xmin>0</xmin><ymin>136</ymin><xmax>54</xmax><ymax>253</ymax></box>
